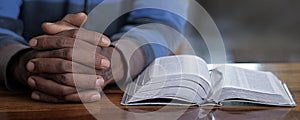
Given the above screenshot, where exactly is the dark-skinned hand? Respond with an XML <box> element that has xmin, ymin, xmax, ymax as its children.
<box><xmin>10</xmin><ymin>13</ymin><xmax>113</xmax><ymax>103</ymax></box>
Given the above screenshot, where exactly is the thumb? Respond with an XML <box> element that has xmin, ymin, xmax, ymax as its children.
<box><xmin>42</xmin><ymin>13</ymin><xmax>87</xmax><ymax>34</ymax></box>
<box><xmin>62</xmin><ymin>12</ymin><xmax>87</xmax><ymax>27</ymax></box>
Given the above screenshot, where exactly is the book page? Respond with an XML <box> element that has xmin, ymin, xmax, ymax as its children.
<box><xmin>150</xmin><ymin>55</ymin><xmax>211</xmax><ymax>85</ymax></box>
<box><xmin>121</xmin><ymin>55</ymin><xmax>212</xmax><ymax>105</ymax></box>
<box><xmin>215</xmin><ymin>65</ymin><xmax>280</xmax><ymax>94</ymax></box>
<box><xmin>212</xmin><ymin>65</ymin><xmax>295</xmax><ymax>106</ymax></box>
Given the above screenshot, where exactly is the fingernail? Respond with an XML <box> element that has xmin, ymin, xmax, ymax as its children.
<box><xmin>101</xmin><ymin>37</ymin><xmax>110</xmax><ymax>46</ymax></box>
<box><xmin>91</xmin><ymin>94</ymin><xmax>101</xmax><ymax>101</ymax></box>
<box><xmin>77</xmin><ymin>12</ymin><xmax>86</xmax><ymax>16</ymax></box>
<box><xmin>28</xmin><ymin>77</ymin><xmax>36</xmax><ymax>88</ymax></box>
<box><xmin>44</xmin><ymin>22</ymin><xmax>54</xmax><ymax>25</ymax></box>
<box><xmin>26</xmin><ymin>61</ymin><xmax>35</xmax><ymax>72</ymax></box>
<box><xmin>31</xmin><ymin>92</ymin><xmax>40</xmax><ymax>100</ymax></box>
<box><xmin>96</xmin><ymin>78</ymin><xmax>104</xmax><ymax>87</ymax></box>
<box><xmin>101</xmin><ymin>59</ymin><xmax>110</xmax><ymax>68</ymax></box>
<box><xmin>29</xmin><ymin>39</ymin><xmax>37</xmax><ymax>47</ymax></box>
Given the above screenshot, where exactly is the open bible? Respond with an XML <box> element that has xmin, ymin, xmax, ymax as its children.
<box><xmin>121</xmin><ymin>55</ymin><xmax>296</xmax><ymax>106</ymax></box>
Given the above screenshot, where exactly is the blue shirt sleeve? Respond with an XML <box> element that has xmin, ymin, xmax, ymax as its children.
<box><xmin>0</xmin><ymin>0</ymin><xmax>25</xmax><ymax>40</ymax></box>
<box><xmin>111</xmin><ymin>0</ymin><xmax>189</xmax><ymax>65</ymax></box>
<box><xmin>0</xmin><ymin>0</ymin><xmax>22</xmax><ymax>19</ymax></box>
<box><xmin>0</xmin><ymin>0</ymin><xmax>30</xmax><ymax>90</ymax></box>
<box><xmin>129</xmin><ymin>8</ymin><xmax>186</xmax><ymax>33</ymax></box>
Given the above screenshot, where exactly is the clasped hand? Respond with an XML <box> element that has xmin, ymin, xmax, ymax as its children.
<box><xmin>18</xmin><ymin>13</ymin><xmax>123</xmax><ymax>103</ymax></box>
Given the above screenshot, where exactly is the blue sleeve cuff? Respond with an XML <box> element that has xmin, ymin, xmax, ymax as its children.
<box><xmin>112</xmin><ymin>24</ymin><xmax>180</xmax><ymax>66</ymax></box>
<box><xmin>0</xmin><ymin>28</ymin><xmax>27</xmax><ymax>45</ymax></box>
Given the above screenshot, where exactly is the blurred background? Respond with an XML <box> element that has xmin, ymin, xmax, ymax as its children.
<box><xmin>185</xmin><ymin>0</ymin><xmax>300</xmax><ymax>63</ymax></box>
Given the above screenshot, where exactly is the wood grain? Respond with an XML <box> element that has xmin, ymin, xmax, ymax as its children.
<box><xmin>0</xmin><ymin>63</ymin><xmax>299</xmax><ymax>120</ymax></box>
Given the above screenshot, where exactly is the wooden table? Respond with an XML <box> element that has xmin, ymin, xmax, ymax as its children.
<box><xmin>0</xmin><ymin>63</ymin><xmax>299</xmax><ymax>120</ymax></box>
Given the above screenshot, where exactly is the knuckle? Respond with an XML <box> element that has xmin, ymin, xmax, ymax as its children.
<box><xmin>94</xmin><ymin>32</ymin><xmax>102</xmax><ymax>42</ymax></box>
<box><xmin>33</xmin><ymin>60</ymin><xmax>43</xmax><ymax>72</ymax></box>
<box><xmin>53</xmin><ymin>49</ymin><xmax>62</xmax><ymax>58</ymax></box>
<box><xmin>95</xmin><ymin>54</ymin><xmax>102</xmax><ymax>65</ymax></box>
<box><xmin>100</xmin><ymin>70</ymin><xmax>113</xmax><ymax>81</ymax></box>
<box><xmin>63</xmin><ymin>48</ymin><xmax>73</xmax><ymax>60</ymax></box>
<box><xmin>57</xmin><ymin>74</ymin><xmax>67</xmax><ymax>84</ymax></box>
<box><xmin>69</xmin><ymin>29</ymin><xmax>79</xmax><ymax>38</ymax></box>
<box><xmin>61</xmin><ymin>60</ymin><xmax>72</xmax><ymax>72</ymax></box>
<box><xmin>40</xmin><ymin>39</ymin><xmax>48</xmax><ymax>48</ymax></box>
<box><xmin>36</xmin><ymin>35</ymin><xmax>50</xmax><ymax>48</ymax></box>
<box><xmin>58</xmin><ymin>37</ymin><xmax>74</xmax><ymax>47</ymax></box>
<box><xmin>59</xmin><ymin>87</ymin><xmax>69</xmax><ymax>96</ymax></box>
<box><xmin>60</xmin><ymin>86</ymin><xmax>75</xmax><ymax>96</ymax></box>
<box><xmin>59</xmin><ymin>74</ymin><xmax>74</xmax><ymax>86</ymax></box>
<box><xmin>96</xmin><ymin>46</ymin><xmax>103</xmax><ymax>53</ymax></box>
<box><xmin>34</xmin><ymin>80</ymin><xmax>46</xmax><ymax>90</ymax></box>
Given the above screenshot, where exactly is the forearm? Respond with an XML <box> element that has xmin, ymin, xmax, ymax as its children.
<box><xmin>0</xmin><ymin>1</ymin><xmax>28</xmax><ymax>89</ymax></box>
<box><xmin>101</xmin><ymin>39</ymin><xmax>146</xmax><ymax>86</ymax></box>
<box><xmin>0</xmin><ymin>34</ymin><xmax>29</xmax><ymax>90</ymax></box>
<box><xmin>111</xmin><ymin>23</ymin><xmax>185</xmax><ymax>70</ymax></box>
<box><xmin>112</xmin><ymin>39</ymin><xmax>146</xmax><ymax>78</ymax></box>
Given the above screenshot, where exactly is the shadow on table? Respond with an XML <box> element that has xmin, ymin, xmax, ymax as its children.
<box><xmin>123</xmin><ymin>107</ymin><xmax>295</xmax><ymax>120</ymax></box>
